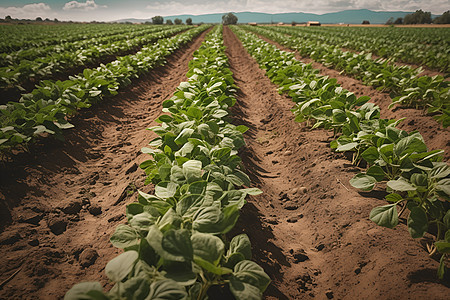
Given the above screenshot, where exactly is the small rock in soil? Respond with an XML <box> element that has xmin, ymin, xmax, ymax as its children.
<box><xmin>62</xmin><ymin>200</ymin><xmax>82</xmax><ymax>215</ymax></box>
<box><xmin>266</xmin><ymin>218</ymin><xmax>279</xmax><ymax>225</ymax></box>
<box><xmin>299</xmin><ymin>187</ymin><xmax>308</xmax><ymax>194</ymax></box>
<box><xmin>47</xmin><ymin>217</ymin><xmax>67</xmax><ymax>235</ymax></box>
<box><xmin>287</xmin><ymin>214</ymin><xmax>303</xmax><ymax>223</ymax></box>
<box><xmin>125</xmin><ymin>163</ymin><xmax>138</xmax><ymax>175</ymax></box>
<box><xmin>284</xmin><ymin>150</ymin><xmax>293</xmax><ymax>156</ymax></box>
<box><xmin>284</xmin><ymin>202</ymin><xmax>298</xmax><ymax>210</ymax></box>
<box><xmin>0</xmin><ymin>231</ymin><xmax>21</xmax><ymax>245</ymax></box>
<box><xmin>290</xmin><ymin>248</ymin><xmax>309</xmax><ymax>263</ymax></box>
<box><xmin>28</xmin><ymin>238</ymin><xmax>39</xmax><ymax>247</ymax></box>
<box><xmin>88</xmin><ymin>205</ymin><xmax>102</xmax><ymax>216</ymax></box>
<box><xmin>326</xmin><ymin>290</ymin><xmax>334</xmax><ymax>299</ymax></box>
<box><xmin>18</xmin><ymin>210</ymin><xmax>43</xmax><ymax>225</ymax></box>
<box><xmin>354</xmin><ymin>267</ymin><xmax>361</xmax><ymax>275</ymax></box>
<box><xmin>315</xmin><ymin>244</ymin><xmax>325</xmax><ymax>251</ymax></box>
<box><xmin>79</xmin><ymin>248</ymin><xmax>99</xmax><ymax>267</ymax></box>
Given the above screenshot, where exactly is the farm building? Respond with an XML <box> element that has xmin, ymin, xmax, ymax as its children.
<box><xmin>307</xmin><ymin>21</ymin><xmax>321</xmax><ymax>26</ymax></box>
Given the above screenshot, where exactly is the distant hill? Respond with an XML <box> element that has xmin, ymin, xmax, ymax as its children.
<box><xmin>115</xmin><ymin>9</ymin><xmax>437</xmax><ymax>24</ymax></box>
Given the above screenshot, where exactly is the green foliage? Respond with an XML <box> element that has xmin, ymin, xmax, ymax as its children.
<box><xmin>404</xmin><ymin>9</ymin><xmax>432</xmax><ymax>24</ymax></box>
<box><xmin>222</xmin><ymin>13</ymin><xmax>238</xmax><ymax>25</ymax></box>
<box><xmin>65</xmin><ymin>26</ymin><xmax>269</xmax><ymax>299</ymax></box>
<box><xmin>434</xmin><ymin>11</ymin><xmax>450</xmax><ymax>24</ymax></box>
<box><xmin>152</xmin><ymin>15</ymin><xmax>164</xmax><ymax>24</ymax></box>
<box><xmin>0</xmin><ymin>25</ymin><xmax>210</xmax><ymax>154</ymax></box>
<box><xmin>174</xmin><ymin>18</ymin><xmax>183</xmax><ymax>25</ymax></box>
<box><xmin>232</xmin><ymin>25</ymin><xmax>449</xmax><ymax>279</ymax></box>
<box><xmin>186</xmin><ymin>18</ymin><xmax>193</xmax><ymax>25</ymax></box>
<box><xmin>166</xmin><ymin>19</ymin><xmax>174</xmax><ymax>25</ymax></box>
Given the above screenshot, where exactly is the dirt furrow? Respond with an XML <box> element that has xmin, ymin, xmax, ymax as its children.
<box><xmin>0</xmin><ymin>28</ymin><xmax>209</xmax><ymax>300</ymax></box>
<box><xmin>223</xmin><ymin>26</ymin><xmax>449</xmax><ymax>299</ymax></box>
<box><xmin>255</xmin><ymin>33</ymin><xmax>450</xmax><ymax>161</ymax></box>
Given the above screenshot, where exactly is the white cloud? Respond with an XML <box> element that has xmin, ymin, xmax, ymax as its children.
<box><xmin>0</xmin><ymin>3</ymin><xmax>52</xmax><ymax>19</ymax></box>
<box><xmin>63</xmin><ymin>0</ymin><xmax>107</xmax><ymax>11</ymax></box>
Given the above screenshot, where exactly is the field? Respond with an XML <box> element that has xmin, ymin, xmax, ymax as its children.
<box><xmin>0</xmin><ymin>23</ymin><xmax>449</xmax><ymax>299</ymax></box>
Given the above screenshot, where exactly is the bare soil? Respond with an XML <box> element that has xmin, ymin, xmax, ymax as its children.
<box><xmin>223</xmin><ymin>26</ymin><xmax>449</xmax><ymax>299</ymax></box>
<box><xmin>0</xmin><ymin>25</ymin><xmax>448</xmax><ymax>300</ymax></box>
<box><xmin>0</xmin><ymin>29</ymin><xmax>209</xmax><ymax>300</ymax></box>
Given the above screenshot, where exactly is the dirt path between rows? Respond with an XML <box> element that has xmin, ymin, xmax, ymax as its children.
<box><xmin>255</xmin><ymin>33</ymin><xmax>450</xmax><ymax>161</ymax></box>
<box><xmin>0</xmin><ymin>28</ymin><xmax>209</xmax><ymax>300</ymax></box>
<box><xmin>223</xmin><ymin>26</ymin><xmax>449</xmax><ymax>299</ymax></box>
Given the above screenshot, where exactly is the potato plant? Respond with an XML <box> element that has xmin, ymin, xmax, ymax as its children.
<box><xmin>65</xmin><ymin>26</ymin><xmax>270</xmax><ymax>300</ymax></box>
<box><xmin>232</xmin><ymin>26</ymin><xmax>449</xmax><ymax>279</ymax></box>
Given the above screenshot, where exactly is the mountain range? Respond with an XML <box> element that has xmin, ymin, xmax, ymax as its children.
<box><xmin>116</xmin><ymin>9</ymin><xmax>437</xmax><ymax>24</ymax></box>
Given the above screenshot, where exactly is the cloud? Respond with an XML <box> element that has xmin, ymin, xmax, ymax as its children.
<box><xmin>0</xmin><ymin>3</ymin><xmax>52</xmax><ymax>18</ymax></box>
<box><xmin>143</xmin><ymin>0</ymin><xmax>448</xmax><ymax>15</ymax></box>
<box><xmin>63</xmin><ymin>0</ymin><xmax>107</xmax><ymax>11</ymax></box>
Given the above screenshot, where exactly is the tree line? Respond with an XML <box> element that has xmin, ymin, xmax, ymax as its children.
<box><xmin>386</xmin><ymin>9</ymin><xmax>450</xmax><ymax>25</ymax></box>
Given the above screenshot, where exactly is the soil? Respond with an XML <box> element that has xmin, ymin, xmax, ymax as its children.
<box><xmin>0</xmin><ymin>28</ymin><xmax>210</xmax><ymax>299</ymax></box>
<box><xmin>0</xmin><ymin>25</ymin><xmax>448</xmax><ymax>300</ymax></box>
<box><xmin>222</xmin><ymin>26</ymin><xmax>449</xmax><ymax>299</ymax></box>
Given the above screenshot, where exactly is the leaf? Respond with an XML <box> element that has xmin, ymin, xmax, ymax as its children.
<box><xmin>437</xmin><ymin>254</ymin><xmax>446</xmax><ymax>279</ymax></box>
<box><xmin>407</xmin><ymin>206</ymin><xmax>428</xmax><ymax>239</ymax></box>
<box><xmin>366</xmin><ymin>165</ymin><xmax>385</xmax><ymax>182</ymax></box>
<box><xmin>110</xmin><ymin>225</ymin><xmax>140</xmax><ymax>249</ymax></box>
<box><xmin>228</xmin><ymin>234</ymin><xmax>252</xmax><ymax>260</ymax></box>
<box><xmin>229</xmin><ymin>277</ymin><xmax>261</xmax><ymax>300</ymax></box>
<box><xmin>361</xmin><ymin>147</ymin><xmax>379</xmax><ymax>164</ymax></box>
<box><xmin>182</xmin><ymin>160</ymin><xmax>203</xmax><ymax>183</ymax></box>
<box><xmin>369</xmin><ymin>204</ymin><xmax>398</xmax><ymax>229</ymax></box>
<box><xmin>191</xmin><ymin>232</ymin><xmax>225</xmax><ymax>265</ymax></box>
<box><xmin>155</xmin><ymin>181</ymin><xmax>178</xmax><ymax>199</ymax></box>
<box><xmin>336</xmin><ymin>142</ymin><xmax>358</xmax><ymax>152</ymax></box>
<box><xmin>435</xmin><ymin>241</ymin><xmax>450</xmax><ymax>254</ymax></box>
<box><xmin>350</xmin><ymin>173</ymin><xmax>377</xmax><ymax>191</ymax></box>
<box><xmin>64</xmin><ymin>282</ymin><xmax>104</xmax><ymax>300</ymax></box>
<box><xmin>105</xmin><ymin>251</ymin><xmax>138</xmax><ymax>283</ymax></box>
<box><xmin>162</xmin><ymin>229</ymin><xmax>193</xmax><ymax>262</ymax></box>
<box><xmin>232</xmin><ymin>260</ymin><xmax>270</xmax><ymax>292</ymax></box>
<box><xmin>387</xmin><ymin>178</ymin><xmax>416</xmax><ymax>191</ymax></box>
<box><xmin>385</xmin><ymin>193</ymin><xmax>403</xmax><ymax>203</ymax></box>
<box><xmin>146</xmin><ymin>279</ymin><xmax>188</xmax><ymax>300</ymax></box>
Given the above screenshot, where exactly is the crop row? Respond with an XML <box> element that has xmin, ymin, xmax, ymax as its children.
<box><xmin>243</xmin><ymin>25</ymin><xmax>450</xmax><ymax>127</ymax></box>
<box><xmin>0</xmin><ymin>23</ymin><xmax>145</xmax><ymax>53</ymax></box>
<box><xmin>65</xmin><ymin>25</ymin><xmax>270</xmax><ymax>300</ymax></box>
<box><xmin>0</xmin><ymin>25</ymin><xmax>176</xmax><ymax>67</ymax></box>
<box><xmin>0</xmin><ymin>25</ymin><xmax>210</xmax><ymax>154</ymax></box>
<box><xmin>269</xmin><ymin>26</ymin><xmax>450</xmax><ymax>72</ymax></box>
<box><xmin>0</xmin><ymin>26</ymin><xmax>190</xmax><ymax>94</ymax></box>
<box><xmin>231</xmin><ymin>26</ymin><xmax>450</xmax><ymax>279</ymax></box>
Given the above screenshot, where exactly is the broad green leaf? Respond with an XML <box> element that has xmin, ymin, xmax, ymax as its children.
<box><xmin>155</xmin><ymin>181</ymin><xmax>178</xmax><ymax>199</ymax></box>
<box><xmin>366</xmin><ymin>165</ymin><xmax>385</xmax><ymax>182</ymax></box>
<box><xmin>182</xmin><ymin>160</ymin><xmax>203</xmax><ymax>183</ymax></box>
<box><xmin>336</xmin><ymin>142</ymin><xmax>358</xmax><ymax>152</ymax></box>
<box><xmin>110</xmin><ymin>225</ymin><xmax>140</xmax><ymax>249</ymax></box>
<box><xmin>64</xmin><ymin>282</ymin><xmax>104</xmax><ymax>300</ymax></box>
<box><xmin>232</xmin><ymin>260</ymin><xmax>270</xmax><ymax>292</ymax></box>
<box><xmin>229</xmin><ymin>277</ymin><xmax>261</xmax><ymax>300</ymax></box>
<box><xmin>387</xmin><ymin>178</ymin><xmax>416</xmax><ymax>191</ymax></box>
<box><xmin>122</xmin><ymin>277</ymin><xmax>150</xmax><ymax>299</ymax></box>
<box><xmin>350</xmin><ymin>173</ymin><xmax>377</xmax><ymax>191</ymax></box>
<box><xmin>407</xmin><ymin>207</ymin><xmax>428</xmax><ymax>239</ymax></box>
<box><xmin>435</xmin><ymin>241</ymin><xmax>450</xmax><ymax>254</ymax></box>
<box><xmin>162</xmin><ymin>229</ymin><xmax>193</xmax><ymax>262</ymax></box>
<box><xmin>146</xmin><ymin>279</ymin><xmax>187</xmax><ymax>299</ymax></box>
<box><xmin>105</xmin><ymin>251</ymin><xmax>138</xmax><ymax>283</ymax></box>
<box><xmin>369</xmin><ymin>204</ymin><xmax>398</xmax><ymax>229</ymax></box>
<box><xmin>229</xmin><ymin>234</ymin><xmax>252</xmax><ymax>260</ymax></box>
<box><xmin>361</xmin><ymin>147</ymin><xmax>378</xmax><ymax>164</ymax></box>
<box><xmin>385</xmin><ymin>193</ymin><xmax>403</xmax><ymax>203</ymax></box>
<box><xmin>191</xmin><ymin>232</ymin><xmax>224</xmax><ymax>265</ymax></box>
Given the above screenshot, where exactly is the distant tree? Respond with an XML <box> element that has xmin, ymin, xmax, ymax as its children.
<box><xmin>186</xmin><ymin>17</ymin><xmax>192</xmax><ymax>25</ymax></box>
<box><xmin>166</xmin><ymin>19</ymin><xmax>173</xmax><ymax>25</ymax></box>
<box><xmin>434</xmin><ymin>10</ymin><xmax>450</xmax><ymax>24</ymax></box>
<box><xmin>385</xmin><ymin>17</ymin><xmax>394</xmax><ymax>25</ymax></box>
<box><xmin>394</xmin><ymin>17</ymin><xmax>403</xmax><ymax>24</ymax></box>
<box><xmin>54</xmin><ymin>18</ymin><xmax>59</xmax><ymax>22</ymax></box>
<box><xmin>222</xmin><ymin>12</ymin><xmax>238</xmax><ymax>25</ymax></box>
<box><xmin>362</xmin><ymin>20</ymin><xmax>370</xmax><ymax>24</ymax></box>
<box><xmin>404</xmin><ymin>9</ymin><xmax>432</xmax><ymax>24</ymax></box>
<box><xmin>5</xmin><ymin>15</ymin><xmax>11</xmax><ymax>20</ymax></box>
<box><xmin>291</xmin><ymin>21</ymin><xmax>296</xmax><ymax>26</ymax></box>
<box><xmin>144</xmin><ymin>21</ymin><xmax>152</xmax><ymax>25</ymax></box>
<box><xmin>152</xmin><ymin>15</ymin><xmax>164</xmax><ymax>24</ymax></box>
<box><xmin>36</xmin><ymin>17</ymin><xmax>43</xmax><ymax>22</ymax></box>
<box><xmin>174</xmin><ymin>18</ymin><xmax>182</xmax><ymax>25</ymax></box>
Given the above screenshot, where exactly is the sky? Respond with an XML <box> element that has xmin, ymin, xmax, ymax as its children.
<box><xmin>0</xmin><ymin>0</ymin><xmax>448</xmax><ymax>22</ymax></box>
